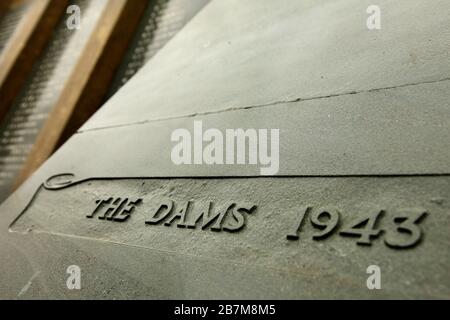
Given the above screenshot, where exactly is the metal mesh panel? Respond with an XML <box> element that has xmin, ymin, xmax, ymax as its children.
<box><xmin>0</xmin><ymin>0</ymin><xmax>31</xmax><ymax>53</ymax></box>
<box><xmin>107</xmin><ymin>0</ymin><xmax>210</xmax><ymax>96</ymax></box>
<box><xmin>0</xmin><ymin>0</ymin><xmax>109</xmax><ymax>202</ymax></box>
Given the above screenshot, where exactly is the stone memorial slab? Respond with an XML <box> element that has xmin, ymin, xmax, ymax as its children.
<box><xmin>0</xmin><ymin>0</ymin><xmax>448</xmax><ymax>299</ymax></box>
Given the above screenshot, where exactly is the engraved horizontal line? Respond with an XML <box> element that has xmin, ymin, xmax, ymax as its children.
<box><xmin>40</xmin><ymin>173</ymin><xmax>450</xmax><ymax>186</ymax></box>
<box><xmin>77</xmin><ymin>77</ymin><xmax>450</xmax><ymax>133</ymax></box>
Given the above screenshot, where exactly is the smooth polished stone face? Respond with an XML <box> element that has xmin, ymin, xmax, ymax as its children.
<box><xmin>0</xmin><ymin>0</ymin><xmax>449</xmax><ymax>299</ymax></box>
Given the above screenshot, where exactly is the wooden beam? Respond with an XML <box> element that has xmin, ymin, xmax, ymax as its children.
<box><xmin>13</xmin><ymin>0</ymin><xmax>148</xmax><ymax>189</ymax></box>
<box><xmin>0</xmin><ymin>0</ymin><xmax>68</xmax><ymax>124</ymax></box>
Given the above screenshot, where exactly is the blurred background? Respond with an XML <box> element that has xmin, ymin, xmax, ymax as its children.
<box><xmin>0</xmin><ymin>0</ymin><xmax>210</xmax><ymax>203</ymax></box>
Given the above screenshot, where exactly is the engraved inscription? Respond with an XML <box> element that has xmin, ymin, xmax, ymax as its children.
<box><xmin>85</xmin><ymin>197</ymin><xmax>256</xmax><ymax>233</ymax></box>
<box><xmin>339</xmin><ymin>209</ymin><xmax>384</xmax><ymax>245</ymax></box>
<box><xmin>287</xmin><ymin>205</ymin><xmax>427</xmax><ymax>249</ymax></box>
<box><xmin>382</xmin><ymin>209</ymin><xmax>428</xmax><ymax>249</ymax></box>
<box><xmin>86</xmin><ymin>197</ymin><xmax>142</xmax><ymax>222</ymax></box>
<box><xmin>145</xmin><ymin>201</ymin><xmax>257</xmax><ymax>233</ymax></box>
<box><xmin>9</xmin><ymin>176</ymin><xmax>448</xmax><ymax>298</ymax></box>
<box><xmin>12</xmin><ymin>175</ymin><xmax>439</xmax><ymax>252</ymax></box>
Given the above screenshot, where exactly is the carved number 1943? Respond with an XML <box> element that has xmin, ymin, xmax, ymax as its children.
<box><xmin>286</xmin><ymin>207</ymin><xmax>427</xmax><ymax>249</ymax></box>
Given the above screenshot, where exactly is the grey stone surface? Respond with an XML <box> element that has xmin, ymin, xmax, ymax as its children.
<box><xmin>0</xmin><ymin>0</ymin><xmax>449</xmax><ymax>299</ymax></box>
<box><xmin>27</xmin><ymin>80</ymin><xmax>450</xmax><ymax>181</ymax></box>
<box><xmin>81</xmin><ymin>0</ymin><xmax>450</xmax><ymax>131</ymax></box>
<box><xmin>6</xmin><ymin>176</ymin><xmax>449</xmax><ymax>299</ymax></box>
